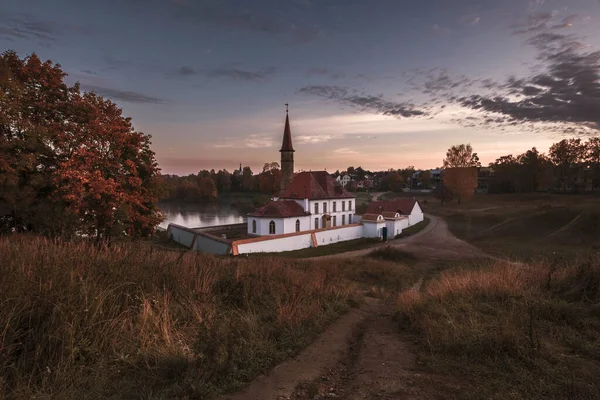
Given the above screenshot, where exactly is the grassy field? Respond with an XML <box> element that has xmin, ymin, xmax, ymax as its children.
<box><xmin>394</xmin><ymin>193</ymin><xmax>600</xmax><ymax>399</ymax></box>
<box><xmin>255</xmin><ymin>238</ymin><xmax>381</xmax><ymax>258</ymax></box>
<box><xmin>395</xmin><ymin>217</ymin><xmax>430</xmax><ymax>238</ymax></box>
<box><xmin>0</xmin><ymin>235</ymin><xmax>418</xmax><ymax>399</ymax></box>
<box><xmin>397</xmin><ymin>256</ymin><xmax>600</xmax><ymax>399</ymax></box>
<box><xmin>423</xmin><ymin>193</ymin><xmax>600</xmax><ymax>260</ymax></box>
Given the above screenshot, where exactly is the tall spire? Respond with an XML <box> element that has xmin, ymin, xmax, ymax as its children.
<box><xmin>280</xmin><ymin>103</ymin><xmax>295</xmax><ymax>192</ymax></box>
<box><xmin>280</xmin><ymin>103</ymin><xmax>294</xmax><ymax>152</ymax></box>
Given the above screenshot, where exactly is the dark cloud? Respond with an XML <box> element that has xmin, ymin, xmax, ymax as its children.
<box><xmin>298</xmin><ymin>85</ymin><xmax>426</xmax><ymax>118</ymax></box>
<box><xmin>170</xmin><ymin>0</ymin><xmax>322</xmax><ymax>43</ymax></box>
<box><xmin>459</xmin><ymin>30</ymin><xmax>600</xmax><ymax>131</ymax></box>
<box><xmin>305</xmin><ymin>67</ymin><xmax>346</xmax><ymax>80</ymax></box>
<box><xmin>82</xmin><ymin>85</ymin><xmax>168</xmax><ymax>104</ymax></box>
<box><xmin>168</xmin><ymin>66</ymin><xmax>276</xmax><ymax>82</ymax></box>
<box><xmin>202</xmin><ymin>67</ymin><xmax>276</xmax><ymax>81</ymax></box>
<box><xmin>0</xmin><ymin>13</ymin><xmax>94</xmax><ymax>44</ymax></box>
<box><xmin>511</xmin><ymin>12</ymin><xmax>579</xmax><ymax>34</ymax></box>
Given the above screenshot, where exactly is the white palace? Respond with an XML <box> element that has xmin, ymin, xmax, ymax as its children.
<box><xmin>167</xmin><ymin>108</ymin><xmax>423</xmax><ymax>255</ymax></box>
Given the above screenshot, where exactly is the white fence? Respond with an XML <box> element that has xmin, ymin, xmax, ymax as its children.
<box><xmin>167</xmin><ymin>224</ymin><xmax>232</xmax><ymax>255</ymax></box>
<box><xmin>233</xmin><ymin>224</ymin><xmax>365</xmax><ymax>255</ymax></box>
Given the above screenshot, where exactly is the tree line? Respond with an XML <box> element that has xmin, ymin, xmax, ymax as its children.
<box><xmin>159</xmin><ymin>162</ymin><xmax>282</xmax><ymax>202</ymax></box>
<box><xmin>437</xmin><ymin>139</ymin><xmax>600</xmax><ymax>205</ymax></box>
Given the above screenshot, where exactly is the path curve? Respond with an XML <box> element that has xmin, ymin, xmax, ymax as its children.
<box><xmin>316</xmin><ymin>214</ymin><xmax>487</xmax><ymax>263</ymax></box>
<box><xmin>225</xmin><ymin>214</ymin><xmax>491</xmax><ymax>399</ymax></box>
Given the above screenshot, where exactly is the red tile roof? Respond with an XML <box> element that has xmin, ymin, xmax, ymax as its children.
<box><xmin>361</xmin><ymin>213</ymin><xmax>384</xmax><ymax>222</ymax></box>
<box><xmin>247</xmin><ymin>200</ymin><xmax>308</xmax><ymax>218</ymax></box>
<box><xmin>366</xmin><ymin>199</ymin><xmax>417</xmax><ymax>215</ymax></box>
<box><xmin>381</xmin><ymin>211</ymin><xmax>400</xmax><ymax>219</ymax></box>
<box><xmin>279</xmin><ymin>171</ymin><xmax>354</xmax><ymax>200</ymax></box>
<box><xmin>279</xmin><ymin>113</ymin><xmax>294</xmax><ymax>152</ymax></box>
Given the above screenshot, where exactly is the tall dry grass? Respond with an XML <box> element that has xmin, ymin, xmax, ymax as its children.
<box><xmin>397</xmin><ymin>256</ymin><xmax>600</xmax><ymax>399</ymax></box>
<box><xmin>0</xmin><ymin>235</ymin><xmax>358</xmax><ymax>399</ymax></box>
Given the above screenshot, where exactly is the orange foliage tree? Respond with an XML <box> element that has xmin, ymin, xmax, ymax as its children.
<box><xmin>0</xmin><ymin>51</ymin><xmax>162</xmax><ymax>238</ymax></box>
<box><xmin>443</xmin><ymin>167</ymin><xmax>477</xmax><ymax>203</ymax></box>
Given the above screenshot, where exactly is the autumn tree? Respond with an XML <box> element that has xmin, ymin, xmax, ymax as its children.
<box><xmin>0</xmin><ymin>51</ymin><xmax>163</xmax><ymax>238</ymax></box>
<box><xmin>419</xmin><ymin>170</ymin><xmax>431</xmax><ymax>188</ymax></box>
<box><xmin>258</xmin><ymin>162</ymin><xmax>281</xmax><ymax>194</ymax></box>
<box><xmin>443</xmin><ymin>143</ymin><xmax>481</xmax><ymax>168</ymax></box>
<box><xmin>584</xmin><ymin>138</ymin><xmax>600</xmax><ymax>191</ymax></box>
<box><xmin>385</xmin><ymin>173</ymin><xmax>404</xmax><ymax>193</ymax></box>
<box><xmin>241</xmin><ymin>166</ymin><xmax>255</xmax><ymax>192</ymax></box>
<box><xmin>549</xmin><ymin>139</ymin><xmax>585</xmax><ymax>192</ymax></box>
<box><xmin>443</xmin><ymin>167</ymin><xmax>477</xmax><ymax>203</ymax></box>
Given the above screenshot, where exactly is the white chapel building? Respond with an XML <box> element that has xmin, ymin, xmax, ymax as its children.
<box><xmin>247</xmin><ymin>109</ymin><xmax>357</xmax><ymax>236</ymax></box>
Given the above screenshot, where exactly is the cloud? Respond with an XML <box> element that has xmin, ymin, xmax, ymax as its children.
<box><xmin>298</xmin><ymin>85</ymin><xmax>426</xmax><ymax>118</ymax></box>
<box><xmin>0</xmin><ymin>13</ymin><xmax>94</xmax><ymax>44</ymax></box>
<box><xmin>245</xmin><ymin>134</ymin><xmax>274</xmax><ymax>148</ymax></box>
<box><xmin>511</xmin><ymin>12</ymin><xmax>579</xmax><ymax>34</ymax></box>
<box><xmin>82</xmin><ymin>85</ymin><xmax>168</xmax><ymax>104</ymax></box>
<box><xmin>168</xmin><ymin>66</ymin><xmax>276</xmax><ymax>82</ymax></box>
<box><xmin>170</xmin><ymin>0</ymin><xmax>322</xmax><ymax>43</ymax></box>
<box><xmin>305</xmin><ymin>67</ymin><xmax>346</xmax><ymax>80</ymax></box>
<box><xmin>295</xmin><ymin>134</ymin><xmax>336</xmax><ymax>144</ymax></box>
<box><xmin>202</xmin><ymin>67</ymin><xmax>276</xmax><ymax>82</ymax></box>
<box><xmin>333</xmin><ymin>148</ymin><xmax>358</xmax><ymax>156</ymax></box>
<box><xmin>458</xmin><ymin>25</ymin><xmax>600</xmax><ymax>131</ymax></box>
<box><xmin>398</xmin><ymin>12</ymin><xmax>600</xmax><ymax>135</ymax></box>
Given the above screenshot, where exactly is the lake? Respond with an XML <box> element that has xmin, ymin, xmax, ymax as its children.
<box><xmin>158</xmin><ymin>202</ymin><xmax>246</xmax><ymax>229</ymax></box>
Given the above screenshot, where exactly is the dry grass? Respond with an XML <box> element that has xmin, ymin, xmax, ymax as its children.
<box><xmin>0</xmin><ymin>235</ymin><xmax>364</xmax><ymax>399</ymax></box>
<box><xmin>397</xmin><ymin>255</ymin><xmax>600</xmax><ymax>399</ymax></box>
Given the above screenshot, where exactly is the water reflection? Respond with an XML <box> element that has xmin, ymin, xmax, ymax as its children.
<box><xmin>158</xmin><ymin>202</ymin><xmax>246</xmax><ymax>229</ymax></box>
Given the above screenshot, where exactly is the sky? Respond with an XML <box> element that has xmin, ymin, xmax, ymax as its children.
<box><xmin>1</xmin><ymin>0</ymin><xmax>599</xmax><ymax>174</ymax></box>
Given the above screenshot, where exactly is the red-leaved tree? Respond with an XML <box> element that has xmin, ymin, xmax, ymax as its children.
<box><xmin>0</xmin><ymin>51</ymin><xmax>163</xmax><ymax>238</ymax></box>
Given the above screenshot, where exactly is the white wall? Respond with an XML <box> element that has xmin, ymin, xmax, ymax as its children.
<box><xmin>308</xmin><ymin>199</ymin><xmax>356</xmax><ymax>229</ymax></box>
<box><xmin>362</xmin><ymin>221</ymin><xmax>386</xmax><ymax>238</ymax></box>
<box><xmin>385</xmin><ymin>218</ymin><xmax>410</xmax><ymax>237</ymax></box>
<box><xmin>248</xmin><ymin>216</ymin><xmax>311</xmax><ymax>236</ymax></box>
<box><xmin>314</xmin><ymin>225</ymin><xmax>363</xmax><ymax>246</ymax></box>
<box><xmin>236</xmin><ymin>224</ymin><xmax>365</xmax><ymax>255</ymax></box>
<box><xmin>168</xmin><ymin>224</ymin><xmax>195</xmax><ymax>247</ymax></box>
<box><xmin>168</xmin><ymin>224</ymin><xmax>231</xmax><ymax>255</ymax></box>
<box><xmin>408</xmin><ymin>203</ymin><xmax>424</xmax><ymax>226</ymax></box>
<box><xmin>236</xmin><ymin>233</ymin><xmax>314</xmax><ymax>254</ymax></box>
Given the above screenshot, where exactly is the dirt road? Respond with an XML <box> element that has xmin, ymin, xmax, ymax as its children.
<box><xmin>318</xmin><ymin>214</ymin><xmax>487</xmax><ymax>264</ymax></box>
<box><xmin>224</xmin><ymin>214</ymin><xmax>485</xmax><ymax>400</ymax></box>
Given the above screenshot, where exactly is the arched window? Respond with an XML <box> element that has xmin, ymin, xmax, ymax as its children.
<box><xmin>295</xmin><ymin>219</ymin><xmax>300</xmax><ymax>232</ymax></box>
<box><xmin>252</xmin><ymin>220</ymin><xmax>257</xmax><ymax>233</ymax></box>
<box><xmin>269</xmin><ymin>220</ymin><xmax>276</xmax><ymax>234</ymax></box>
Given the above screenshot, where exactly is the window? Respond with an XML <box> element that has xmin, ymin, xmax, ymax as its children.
<box><xmin>349</xmin><ymin>201</ymin><xmax>353</xmax><ymax>210</ymax></box>
<box><xmin>269</xmin><ymin>220</ymin><xmax>275</xmax><ymax>234</ymax></box>
<box><xmin>333</xmin><ymin>216</ymin><xmax>337</xmax><ymax>226</ymax></box>
<box><xmin>342</xmin><ymin>215</ymin><xmax>346</xmax><ymax>225</ymax></box>
<box><xmin>333</xmin><ymin>201</ymin><xmax>337</xmax><ymax>212</ymax></box>
<box><xmin>252</xmin><ymin>220</ymin><xmax>257</xmax><ymax>233</ymax></box>
<box><xmin>342</xmin><ymin>201</ymin><xmax>346</xmax><ymax>211</ymax></box>
<box><xmin>314</xmin><ymin>218</ymin><xmax>319</xmax><ymax>229</ymax></box>
<box><xmin>349</xmin><ymin>214</ymin><xmax>352</xmax><ymax>223</ymax></box>
<box><xmin>323</xmin><ymin>202</ymin><xmax>327</xmax><ymax>213</ymax></box>
<box><xmin>314</xmin><ymin>203</ymin><xmax>319</xmax><ymax>214</ymax></box>
<box><xmin>295</xmin><ymin>219</ymin><xmax>300</xmax><ymax>232</ymax></box>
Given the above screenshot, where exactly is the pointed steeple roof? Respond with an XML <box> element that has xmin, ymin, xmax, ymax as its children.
<box><xmin>280</xmin><ymin>105</ymin><xmax>294</xmax><ymax>152</ymax></box>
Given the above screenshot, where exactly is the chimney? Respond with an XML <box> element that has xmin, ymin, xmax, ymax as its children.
<box><xmin>304</xmin><ymin>186</ymin><xmax>309</xmax><ymax>212</ymax></box>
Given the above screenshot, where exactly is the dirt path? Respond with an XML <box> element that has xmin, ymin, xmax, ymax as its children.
<box><xmin>225</xmin><ymin>214</ymin><xmax>485</xmax><ymax>400</ymax></box>
<box><xmin>316</xmin><ymin>214</ymin><xmax>487</xmax><ymax>264</ymax></box>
